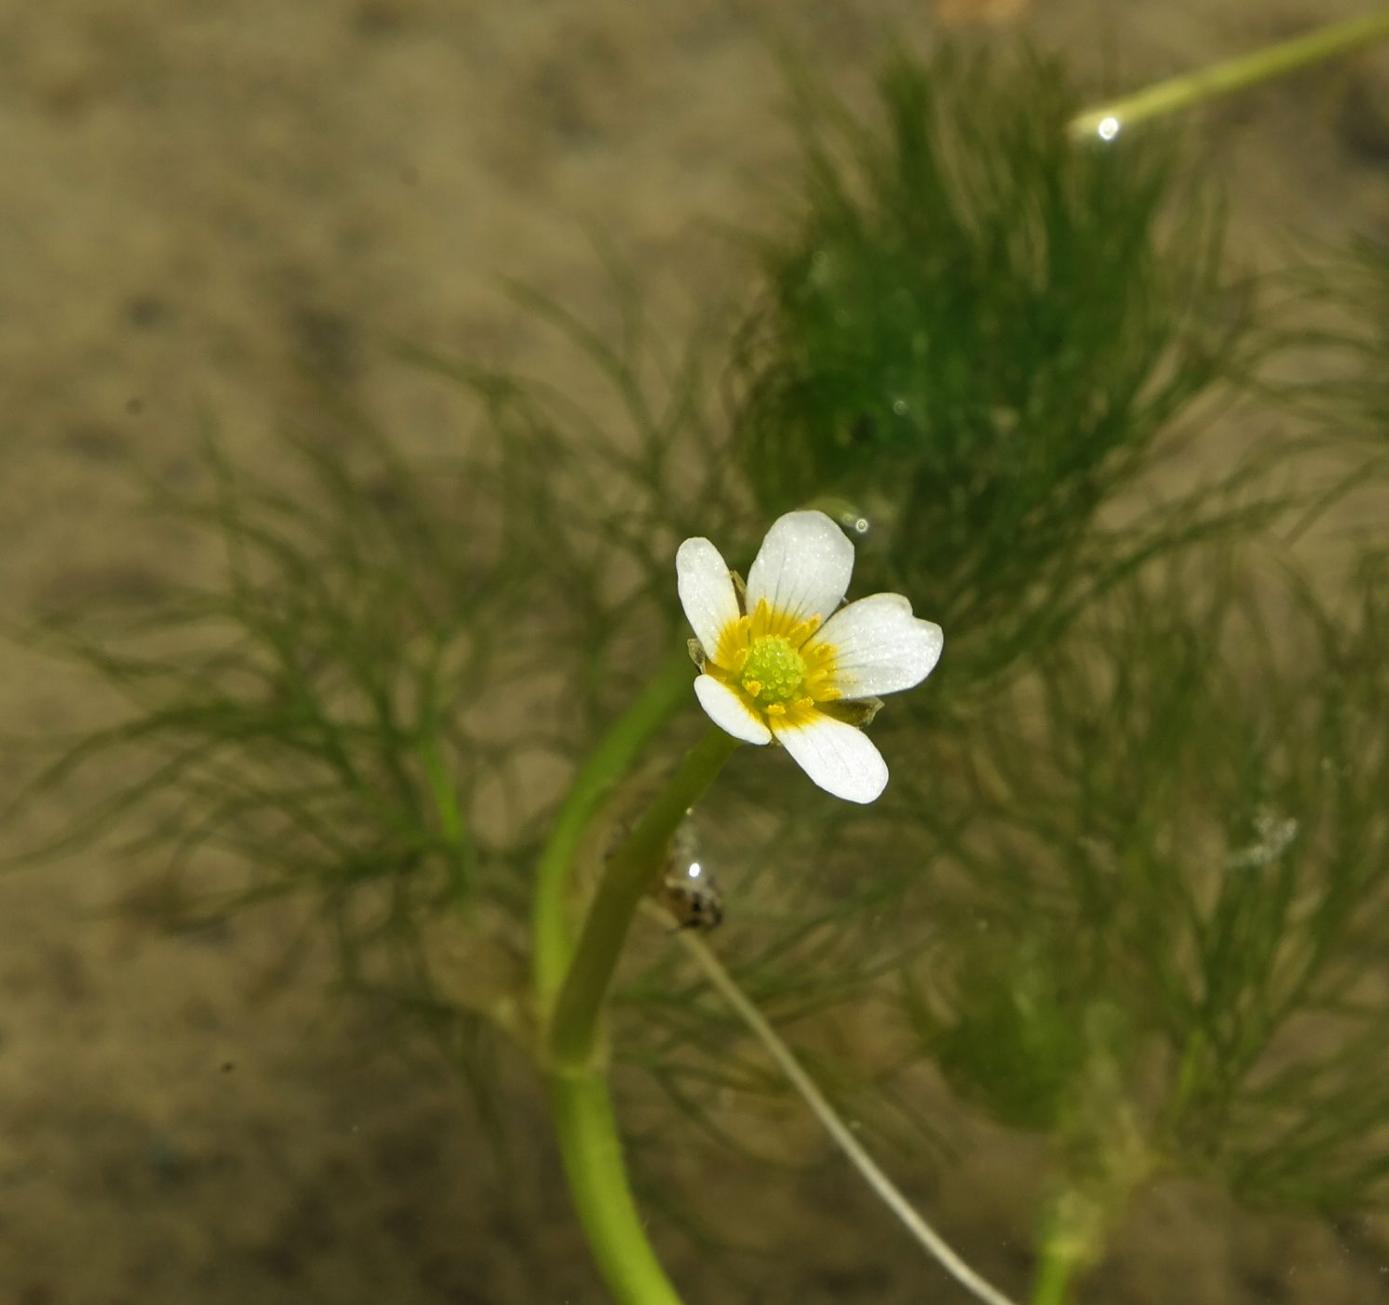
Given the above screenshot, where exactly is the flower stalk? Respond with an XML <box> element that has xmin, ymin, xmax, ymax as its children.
<box><xmin>663</xmin><ymin>903</ymin><xmax>1019</xmax><ymax>1305</ymax></box>
<box><xmin>530</xmin><ymin>651</ymin><xmax>699</xmax><ymax>1305</ymax></box>
<box><xmin>547</xmin><ymin>1073</ymin><xmax>683</xmax><ymax>1305</ymax></box>
<box><xmin>1028</xmin><ymin>1237</ymin><xmax>1082</xmax><ymax>1305</ymax></box>
<box><xmin>546</xmin><ymin>727</ymin><xmax>739</xmax><ymax>1070</ymax></box>
<box><xmin>534</xmin><ymin>508</ymin><xmax>941</xmax><ymax>1298</ymax></box>
<box><xmin>1069</xmin><ymin>8</ymin><xmax>1389</xmax><ymax>140</ymax></box>
<box><xmin>533</xmin><ymin>648</ymin><xmax>692</xmax><ymax>1006</ymax></box>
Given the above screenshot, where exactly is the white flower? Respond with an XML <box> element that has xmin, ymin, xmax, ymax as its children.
<box><xmin>676</xmin><ymin>510</ymin><xmax>943</xmax><ymax>804</ymax></box>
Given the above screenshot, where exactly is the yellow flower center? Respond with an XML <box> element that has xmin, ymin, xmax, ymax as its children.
<box><xmin>739</xmin><ymin>636</ymin><xmax>806</xmax><ymax>706</ymax></box>
<box><xmin>713</xmin><ymin>598</ymin><xmax>842</xmax><ymax>721</ymax></box>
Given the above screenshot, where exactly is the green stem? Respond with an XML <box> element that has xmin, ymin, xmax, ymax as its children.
<box><xmin>1069</xmin><ymin>8</ymin><xmax>1389</xmax><ymax>139</ymax></box>
<box><xmin>527</xmin><ymin>650</ymin><xmax>706</xmax><ymax>1305</ymax></box>
<box><xmin>532</xmin><ymin>648</ymin><xmax>692</xmax><ymax>1007</ymax></box>
<box><xmin>547</xmin><ymin>727</ymin><xmax>739</xmax><ymax>1070</ymax></box>
<box><xmin>539</xmin><ymin>728</ymin><xmax>737</xmax><ymax>1301</ymax></box>
<box><xmin>547</xmin><ymin>1072</ymin><xmax>682</xmax><ymax>1305</ymax></box>
<box><xmin>419</xmin><ymin>729</ymin><xmax>474</xmax><ymax>902</ymax></box>
<box><xmin>1029</xmin><ymin>1236</ymin><xmax>1081</xmax><ymax>1305</ymax></box>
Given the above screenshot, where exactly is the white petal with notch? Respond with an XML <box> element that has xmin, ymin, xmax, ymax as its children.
<box><xmin>676</xmin><ymin>537</ymin><xmax>740</xmax><ymax>659</ymax></box>
<box><xmin>694</xmin><ymin>675</ymin><xmax>772</xmax><ymax>745</ymax></box>
<box><xmin>745</xmin><ymin>510</ymin><xmax>854</xmax><ymax>628</ymax></box>
<box><xmin>772</xmin><ymin>710</ymin><xmax>888</xmax><ymax>804</ymax></box>
<box><xmin>814</xmin><ymin>593</ymin><xmax>944</xmax><ymax>698</ymax></box>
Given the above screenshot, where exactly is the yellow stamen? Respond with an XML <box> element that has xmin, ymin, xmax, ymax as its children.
<box><xmin>714</xmin><ymin>614</ymin><xmax>753</xmax><ymax>671</ymax></box>
<box><xmin>745</xmin><ymin>598</ymin><xmax>824</xmax><ymax>644</ymax></box>
<box><xmin>738</xmin><ymin>634</ymin><xmax>807</xmax><ymax>707</ymax></box>
<box><xmin>709</xmin><ymin>596</ymin><xmax>844</xmax><ymax>718</ymax></box>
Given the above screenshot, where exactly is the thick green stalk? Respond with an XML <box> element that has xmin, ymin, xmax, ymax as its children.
<box><xmin>547</xmin><ymin>1072</ymin><xmax>682</xmax><ymax>1305</ymax></box>
<box><xmin>1029</xmin><ymin>1236</ymin><xmax>1081</xmax><ymax>1305</ymax></box>
<box><xmin>547</xmin><ymin>727</ymin><xmax>739</xmax><ymax>1070</ymax></box>
<box><xmin>1070</xmin><ymin>9</ymin><xmax>1389</xmax><ymax>139</ymax></box>
<box><xmin>527</xmin><ymin>650</ymin><xmax>707</xmax><ymax>1305</ymax></box>
<box><xmin>532</xmin><ymin>649</ymin><xmax>692</xmax><ymax>1006</ymax></box>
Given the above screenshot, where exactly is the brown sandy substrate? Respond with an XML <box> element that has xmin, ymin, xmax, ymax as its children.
<box><xmin>3</xmin><ymin>2</ymin><xmax>1389</xmax><ymax>1302</ymax></box>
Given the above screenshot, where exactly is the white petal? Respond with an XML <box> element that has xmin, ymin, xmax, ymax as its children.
<box><xmin>676</xmin><ymin>537</ymin><xmax>740</xmax><ymax>659</ymax></box>
<box><xmin>745</xmin><ymin>510</ymin><xmax>854</xmax><ymax>628</ymax></box>
<box><xmin>693</xmin><ymin>675</ymin><xmax>771</xmax><ymax>745</ymax></box>
<box><xmin>772</xmin><ymin>710</ymin><xmax>887</xmax><ymax>804</ymax></box>
<box><xmin>814</xmin><ymin>593</ymin><xmax>944</xmax><ymax>698</ymax></box>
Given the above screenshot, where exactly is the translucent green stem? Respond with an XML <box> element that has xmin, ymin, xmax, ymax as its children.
<box><xmin>527</xmin><ymin>650</ymin><xmax>712</xmax><ymax>1305</ymax></box>
<box><xmin>1029</xmin><ymin>1236</ymin><xmax>1081</xmax><ymax>1305</ymax></box>
<box><xmin>547</xmin><ymin>727</ymin><xmax>739</xmax><ymax>1070</ymax></box>
<box><xmin>1069</xmin><ymin>8</ymin><xmax>1389</xmax><ymax>139</ymax></box>
<box><xmin>547</xmin><ymin>1072</ymin><xmax>682</xmax><ymax>1305</ymax></box>
<box><xmin>532</xmin><ymin>649</ymin><xmax>692</xmax><ymax>1006</ymax></box>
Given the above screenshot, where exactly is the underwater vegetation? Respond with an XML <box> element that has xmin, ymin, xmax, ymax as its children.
<box><xmin>10</xmin><ymin>28</ymin><xmax>1389</xmax><ymax>1305</ymax></box>
<box><xmin>733</xmin><ymin>48</ymin><xmax>1253</xmax><ymax>693</ymax></box>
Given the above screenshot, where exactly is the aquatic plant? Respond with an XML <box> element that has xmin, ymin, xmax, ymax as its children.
<box><xmin>729</xmin><ymin>45</ymin><xmax>1258</xmax><ymax>695</ymax></box>
<box><xmin>899</xmin><ymin>558</ymin><xmax>1389</xmax><ymax>1295</ymax></box>
<box><xmin>11</xmin><ymin>25</ymin><xmax>1389</xmax><ymax>1305</ymax></box>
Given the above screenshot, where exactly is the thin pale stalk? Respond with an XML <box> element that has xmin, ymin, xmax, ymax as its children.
<box><xmin>1069</xmin><ymin>10</ymin><xmax>1389</xmax><ymax>140</ymax></box>
<box><xmin>664</xmin><ymin>906</ymin><xmax>1020</xmax><ymax>1305</ymax></box>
